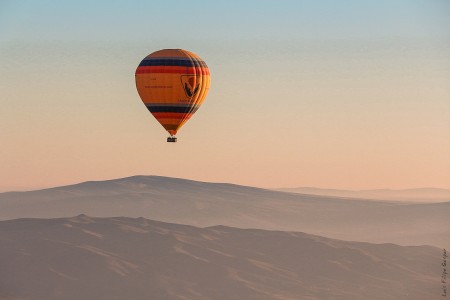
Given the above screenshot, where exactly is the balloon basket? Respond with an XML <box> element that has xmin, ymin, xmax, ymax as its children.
<box><xmin>167</xmin><ymin>137</ymin><xmax>177</xmax><ymax>143</ymax></box>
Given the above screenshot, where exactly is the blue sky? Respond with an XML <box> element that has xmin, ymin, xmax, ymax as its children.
<box><xmin>2</xmin><ymin>0</ymin><xmax>449</xmax><ymax>42</ymax></box>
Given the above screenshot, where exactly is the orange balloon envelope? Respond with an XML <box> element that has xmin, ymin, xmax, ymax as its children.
<box><xmin>135</xmin><ymin>49</ymin><xmax>210</xmax><ymax>141</ymax></box>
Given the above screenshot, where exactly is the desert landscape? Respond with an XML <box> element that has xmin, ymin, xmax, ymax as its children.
<box><xmin>0</xmin><ymin>214</ymin><xmax>442</xmax><ymax>300</ymax></box>
<box><xmin>0</xmin><ymin>176</ymin><xmax>448</xmax><ymax>299</ymax></box>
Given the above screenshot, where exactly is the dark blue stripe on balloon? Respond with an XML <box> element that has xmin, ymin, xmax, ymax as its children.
<box><xmin>139</xmin><ymin>59</ymin><xmax>208</xmax><ymax>68</ymax></box>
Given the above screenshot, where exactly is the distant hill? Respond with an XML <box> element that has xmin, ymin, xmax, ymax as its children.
<box><xmin>276</xmin><ymin>187</ymin><xmax>450</xmax><ymax>202</ymax></box>
<box><xmin>1</xmin><ymin>175</ymin><xmax>449</xmax><ymax>248</ymax></box>
<box><xmin>0</xmin><ymin>215</ymin><xmax>441</xmax><ymax>300</ymax></box>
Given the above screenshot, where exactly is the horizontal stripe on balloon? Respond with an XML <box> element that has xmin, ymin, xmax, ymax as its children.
<box><xmin>144</xmin><ymin>103</ymin><xmax>195</xmax><ymax>107</ymax></box>
<box><xmin>136</xmin><ymin>66</ymin><xmax>210</xmax><ymax>75</ymax></box>
<box><xmin>147</xmin><ymin>105</ymin><xmax>199</xmax><ymax>113</ymax></box>
<box><xmin>139</xmin><ymin>58</ymin><xmax>208</xmax><ymax>68</ymax></box>
<box><xmin>151</xmin><ymin>112</ymin><xmax>193</xmax><ymax>120</ymax></box>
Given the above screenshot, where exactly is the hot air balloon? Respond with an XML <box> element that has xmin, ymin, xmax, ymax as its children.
<box><xmin>135</xmin><ymin>49</ymin><xmax>211</xmax><ymax>142</ymax></box>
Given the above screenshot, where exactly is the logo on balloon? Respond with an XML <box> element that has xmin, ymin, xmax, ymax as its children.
<box><xmin>181</xmin><ymin>76</ymin><xmax>201</xmax><ymax>98</ymax></box>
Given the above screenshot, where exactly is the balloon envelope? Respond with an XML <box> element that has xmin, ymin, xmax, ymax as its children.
<box><xmin>135</xmin><ymin>49</ymin><xmax>210</xmax><ymax>136</ymax></box>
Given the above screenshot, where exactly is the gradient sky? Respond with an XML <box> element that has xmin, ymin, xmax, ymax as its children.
<box><xmin>1</xmin><ymin>0</ymin><xmax>449</xmax><ymax>191</ymax></box>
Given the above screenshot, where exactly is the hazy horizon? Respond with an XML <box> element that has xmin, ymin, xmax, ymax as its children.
<box><xmin>1</xmin><ymin>174</ymin><xmax>450</xmax><ymax>194</ymax></box>
<box><xmin>2</xmin><ymin>175</ymin><xmax>449</xmax><ymax>249</ymax></box>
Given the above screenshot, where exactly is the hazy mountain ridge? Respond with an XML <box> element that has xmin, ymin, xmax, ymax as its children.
<box><xmin>276</xmin><ymin>187</ymin><xmax>450</xmax><ymax>202</ymax></box>
<box><xmin>0</xmin><ymin>215</ymin><xmax>442</xmax><ymax>300</ymax></box>
<box><xmin>1</xmin><ymin>176</ymin><xmax>449</xmax><ymax>249</ymax></box>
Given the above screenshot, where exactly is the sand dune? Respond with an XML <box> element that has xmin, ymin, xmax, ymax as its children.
<box><xmin>1</xmin><ymin>176</ymin><xmax>449</xmax><ymax>248</ymax></box>
<box><xmin>0</xmin><ymin>215</ymin><xmax>442</xmax><ymax>300</ymax></box>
